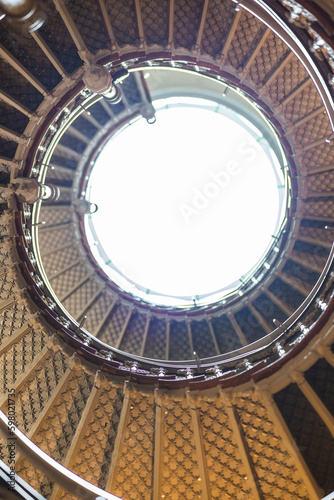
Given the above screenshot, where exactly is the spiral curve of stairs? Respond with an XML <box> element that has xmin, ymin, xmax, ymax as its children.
<box><xmin>1</xmin><ymin>0</ymin><xmax>334</xmax><ymax>499</ymax></box>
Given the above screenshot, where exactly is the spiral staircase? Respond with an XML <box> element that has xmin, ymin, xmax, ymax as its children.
<box><xmin>1</xmin><ymin>0</ymin><xmax>334</xmax><ymax>499</ymax></box>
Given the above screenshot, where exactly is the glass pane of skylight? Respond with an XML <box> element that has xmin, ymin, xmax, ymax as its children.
<box><xmin>86</xmin><ymin>98</ymin><xmax>286</xmax><ymax>306</ymax></box>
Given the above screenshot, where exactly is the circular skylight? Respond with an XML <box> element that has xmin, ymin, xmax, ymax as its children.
<box><xmin>85</xmin><ymin>96</ymin><xmax>287</xmax><ymax>307</ymax></box>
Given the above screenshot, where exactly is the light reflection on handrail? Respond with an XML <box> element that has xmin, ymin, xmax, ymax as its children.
<box><xmin>0</xmin><ymin>411</ymin><xmax>122</xmax><ymax>500</ymax></box>
<box><xmin>22</xmin><ymin>0</ymin><xmax>334</xmax><ymax>373</ymax></box>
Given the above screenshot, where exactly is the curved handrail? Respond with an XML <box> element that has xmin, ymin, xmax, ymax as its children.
<box><xmin>25</xmin><ymin>192</ymin><xmax>334</xmax><ymax>372</ymax></box>
<box><xmin>14</xmin><ymin>212</ymin><xmax>334</xmax><ymax>375</ymax></box>
<box><xmin>242</xmin><ymin>0</ymin><xmax>334</xmax><ymax>128</ymax></box>
<box><xmin>0</xmin><ymin>410</ymin><xmax>122</xmax><ymax>500</ymax></box>
<box><xmin>28</xmin><ymin>68</ymin><xmax>294</xmax><ymax>315</ymax></box>
<box><xmin>8</xmin><ymin>0</ymin><xmax>334</xmax><ymax>381</ymax></box>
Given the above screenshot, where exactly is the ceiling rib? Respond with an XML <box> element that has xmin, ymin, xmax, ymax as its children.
<box><xmin>288</xmin><ymin>254</ymin><xmax>323</xmax><ymax>274</ymax></box>
<box><xmin>67</xmin><ymin>126</ymin><xmax>90</xmax><ymax>144</ymax></box>
<box><xmin>114</xmin><ymin>308</ymin><xmax>133</xmax><ymax>350</ymax></box>
<box><xmin>228</xmin><ymin>312</ymin><xmax>248</xmax><ymax>346</ymax></box>
<box><xmin>168</xmin><ymin>0</ymin><xmax>175</xmax><ymax>47</ymax></box>
<box><xmin>290</xmin><ymin>106</ymin><xmax>325</xmax><ymax>130</ymax></box>
<box><xmin>218</xmin><ymin>9</ymin><xmax>242</xmax><ymax>66</ymax></box>
<box><xmin>165</xmin><ymin>319</ymin><xmax>171</xmax><ymax>359</ymax></box>
<box><xmin>258</xmin><ymin>389</ymin><xmax>322</xmax><ymax>500</ymax></box>
<box><xmin>291</xmin><ymin>371</ymin><xmax>334</xmax><ymax>439</ymax></box>
<box><xmin>93</xmin><ymin>296</ymin><xmax>118</xmax><ymax>338</ymax></box>
<box><xmin>265</xmin><ymin>290</ymin><xmax>294</xmax><ymax>317</ymax></box>
<box><xmin>298</xmin><ymin>235</ymin><xmax>332</xmax><ymax>249</ymax></box>
<box><xmin>279</xmin><ymin>77</ymin><xmax>311</xmax><ymax>108</ymax></box>
<box><xmin>0</xmin><ymin>343</ymin><xmax>51</xmax><ymax>408</ymax></box>
<box><xmin>259</xmin><ymin>51</ymin><xmax>294</xmax><ymax>91</ymax></box>
<box><xmin>207</xmin><ymin>318</ymin><xmax>220</xmax><ymax>356</ymax></box>
<box><xmin>195</xmin><ymin>0</ymin><xmax>210</xmax><ymax>52</ymax></box>
<box><xmin>39</xmin><ymin>221</ymin><xmax>73</xmax><ymax>234</ymax></box>
<box><xmin>317</xmin><ymin>346</ymin><xmax>334</xmax><ymax>369</ymax></box>
<box><xmin>14</xmin><ymin>364</ymin><xmax>77</xmax><ymax>467</ymax></box>
<box><xmin>105</xmin><ymin>381</ymin><xmax>130</xmax><ymax>493</ymax></box>
<box><xmin>0</xmin><ymin>125</ymin><xmax>25</xmax><ymax>144</ymax></box>
<box><xmin>75</xmin><ymin>285</ymin><xmax>105</xmax><ymax>322</ymax></box>
<box><xmin>187</xmin><ymin>392</ymin><xmax>211</xmax><ymax>500</ymax></box>
<box><xmin>53</xmin><ymin>0</ymin><xmax>89</xmax><ymax>62</ymax></box>
<box><xmin>0</xmin><ymin>45</ymin><xmax>47</xmax><ymax>96</ymax></box>
<box><xmin>221</xmin><ymin>392</ymin><xmax>263</xmax><ymax>500</ymax></box>
<box><xmin>0</xmin><ymin>323</ymin><xmax>31</xmax><ymax>356</ymax></box>
<box><xmin>153</xmin><ymin>389</ymin><xmax>164</xmax><ymax>500</ymax></box>
<box><xmin>99</xmin><ymin>98</ymin><xmax>116</xmax><ymax>118</ymax></box>
<box><xmin>140</xmin><ymin>314</ymin><xmax>151</xmax><ymax>357</ymax></box>
<box><xmin>30</xmin><ymin>31</ymin><xmax>67</xmax><ymax>78</ymax></box>
<box><xmin>279</xmin><ymin>273</ymin><xmax>310</xmax><ymax>297</ymax></box>
<box><xmin>187</xmin><ymin>319</ymin><xmax>195</xmax><ymax>358</ymax></box>
<box><xmin>82</xmin><ymin>110</ymin><xmax>104</xmax><ymax>130</ymax></box>
<box><xmin>134</xmin><ymin>0</ymin><xmax>145</xmax><ymax>47</ymax></box>
<box><xmin>49</xmin><ymin>372</ymin><xmax>102</xmax><ymax>500</ymax></box>
<box><xmin>241</xmin><ymin>27</ymin><xmax>271</xmax><ymax>80</ymax></box>
<box><xmin>59</xmin><ymin>272</ymin><xmax>93</xmax><ymax>303</ymax></box>
<box><xmin>306</xmin><ymin>164</ymin><xmax>334</xmax><ymax>175</ymax></box>
<box><xmin>55</xmin><ymin>144</ymin><xmax>81</xmax><ymax>161</ymax></box>
<box><xmin>40</xmin><ymin>242</ymin><xmax>73</xmax><ymax>259</ymax></box>
<box><xmin>248</xmin><ymin>303</ymin><xmax>272</xmax><ymax>334</ymax></box>
<box><xmin>98</xmin><ymin>0</ymin><xmax>118</xmax><ymax>48</ymax></box>
<box><xmin>0</xmin><ymin>89</ymin><xmax>33</xmax><ymax>118</ymax></box>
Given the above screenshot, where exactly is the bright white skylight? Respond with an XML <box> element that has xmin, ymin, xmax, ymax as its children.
<box><xmin>86</xmin><ymin>97</ymin><xmax>287</xmax><ymax>307</ymax></box>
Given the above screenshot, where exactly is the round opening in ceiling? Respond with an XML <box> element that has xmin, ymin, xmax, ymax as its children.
<box><xmin>85</xmin><ymin>88</ymin><xmax>289</xmax><ymax>308</ymax></box>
